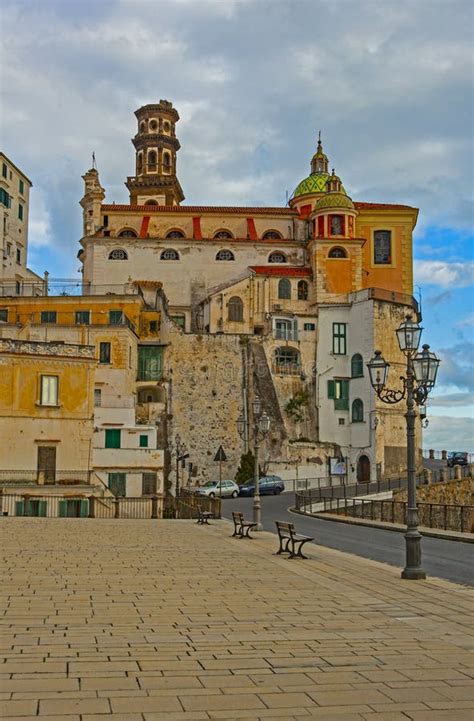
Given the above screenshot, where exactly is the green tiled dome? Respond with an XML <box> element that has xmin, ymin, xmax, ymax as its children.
<box><xmin>293</xmin><ymin>172</ymin><xmax>329</xmax><ymax>197</ymax></box>
<box><xmin>314</xmin><ymin>192</ymin><xmax>355</xmax><ymax>211</ymax></box>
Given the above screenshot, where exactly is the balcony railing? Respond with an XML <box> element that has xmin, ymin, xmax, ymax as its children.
<box><xmin>272</xmin><ymin>361</ymin><xmax>302</xmax><ymax>376</ymax></box>
<box><xmin>0</xmin><ymin>470</ymin><xmax>93</xmax><ymax>485</ymax></box>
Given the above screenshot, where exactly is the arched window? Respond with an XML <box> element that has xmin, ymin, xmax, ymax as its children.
<box><xmin>166</xmin><ymin>230</ymin><xmax>184</xmax><ymax>238</ymax></box>
<box><xmin>330</xmin><ymin>215</ymin><xmax>344</xmax><ymax>235</ymax></box>
<box><xmin>163</xmin><ymin>152</ymin><xmax>171</xmax><ymax>171</ymax></box>
<box><xmin>216</xmin><ymin>249</ymin><xmax>235</xmax><ymax>261</ymax></box>
<box><xmin>144</xmin><ymin>199</ymin><xmax>158</xmax><ymax>205</ymax></box>
<box><xmin>268</xmin><ymin>251</ymin><xmax>287</xmax><ymax>263</ymax></box>
<box><xmin>148</xmin><ymin>150</ymin><xmax>157</xmax><ymax>170</ymax></box>
<box><xmin>328</xmin><ymin>246</ymin><xmax>347</xmax><ymax>258</ymax></box>
<box><xmin>351</xmin><ymin>353</ymin><xmax>364</xmax><ymax>378</ymax></box>
<box><xmin>149</xmin><ymin>119</ymin><xmax>158</xmax><ymax>132</ymax></box>
<box><xmin>297</xmin><ymin>280</ymin><xmax>308</xmax><ymax>300</ymax></box>
<box><xmin>137</xmin><ymin>154</ymin><xmax>143</xmax><ymax>174</ymax></box>
<box><xmin>213</xmin><ymin>230</ymin><xmax>233</xmax><ymax>239</ymax></box>
<box><xmin>160</xmin><ymin>249</ymin><xmax>179</xmax><ymax>260</ymax></box>
<box><xmin>278</xmin><ymin>278</ymin><xmax>291</xmax><ymax>299</ymax></box>
<box><xmin>108</xmin><ymin>248</ymin><xmax>128</xmax><ymax>260</ymax></box>
<box><xmin>118</xmin><ymin>229</ymin><xmax>137</xmax><ymax>238</ymax></box>
<box><xmin>352</xmin><ymin>399</ymin><xmax>364</xmax><ymax>423</ymax></box>
<box><xmin>263</xmin><ymin>230</ymin><xmax>282</xmax><ymax>240</ymax></box>
<box><xmin>274</xmin><ymin>347</ymin><xmax>301</xmax><ymax>374</ymax></box>
<box><xmin>228</xmin><ymin>296</ymin><xmax>243</xmax><ymax>322</ymax></box>
<box><xmin>163</xmin><ymin>121</ymin><xmax>171</xmax><ymax>134</ymax></box>
<box><xmin>139</xmin><ymin>121</ymin><xmax>146</xmax><ymax>133</ymax></box>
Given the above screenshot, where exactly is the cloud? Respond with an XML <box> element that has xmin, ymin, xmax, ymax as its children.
<box><xmin>423</xmin><ymin>415</ymin><xmax>474</xmax><ymax>453</ymax></box>
<box><xmin>435</xmin><ymin>342</ymin><xmax>474</xmax><ymax>392</ymax></box>
<box><xmin>456</xmin><ymin>313</ymin><xmax>474</xmax><ymax>328</ymax></box>
<box><xmin>414</xmin><ymin>261</ymin><xmax>474</xmax><ymax>288</ymax></box>
<box><xmin>429</xmin><ymin>392</ymin><xmax>474</xmax><ymax>408</ymax></box>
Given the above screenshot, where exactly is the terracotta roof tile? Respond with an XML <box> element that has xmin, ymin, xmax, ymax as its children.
<box><xmin>354</xmin><ymin>202</ymin><xmax>416</xmax><ymax>211</ymax></box>
<box><xmin>102</xmin><ymin>204</ymin><xmax>296</xmax><ymax>215</ymax></box>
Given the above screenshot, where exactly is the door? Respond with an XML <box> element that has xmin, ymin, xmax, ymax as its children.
<box><xmin>357</xmin><ymin>455</ymin><xmax>371</xmax><ymax>483</ymax></box>
<box><xmin>37</xmin><ymin>446</ymin><xmax>56</xmax><ymax>484</ymax></box>
<box><xmin>58</xmin><ymin>499</ymin><xmax>88</xmax><ymax>517</ymax></box>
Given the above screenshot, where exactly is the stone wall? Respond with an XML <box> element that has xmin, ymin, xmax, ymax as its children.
<box><xmin>394</xmin><ymin>478</ymin><xmax>474</xmax><ymax>506</ymax></box>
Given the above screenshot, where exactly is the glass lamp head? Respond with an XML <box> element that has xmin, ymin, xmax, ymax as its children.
<box><xmin>413</xmin><ymin>344</ymin><xmax>440</xmax><ymax>389</ymax></box>
<box><xmin>367</xmin><ymin>350</ymin><xmax>389</xmax><ymax>391</ymax></box>
<box><xmin>237</xmin><ymin>413</ymin><xmax>246</xmax><ymax>438</ymax></box>
<box><xmin>252</xmin><ymin>395</ymin><xmax>262</xmax><ymax>418</ymax></box>
<box><xmin>396</xmin><ymin>314</ymin><xmax>423</xmax><ymax>354</ymax></box>
<box><xmin>259</xmin><ymin>412</ymin><xmax>271</xmax><ymax>435</ymax></box>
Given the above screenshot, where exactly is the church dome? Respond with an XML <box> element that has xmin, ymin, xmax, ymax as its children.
<box><xmin>293</xmin><ymin>172</ymin><xmax>331</xmax><ymax>198</ymax></box>
<box><xmin>314</xmin><ymin>191</ymin><xmax>355</xmax><ymax>212</ymax></box>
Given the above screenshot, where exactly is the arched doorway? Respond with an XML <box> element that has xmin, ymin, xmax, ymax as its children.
<box><xmin>357</xmin><ymin>455</ymin><xmax>370</xmax><ymax>482</ymax></box>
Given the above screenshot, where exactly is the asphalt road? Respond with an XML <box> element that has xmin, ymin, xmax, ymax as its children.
<box><xmin>222</xmin><ymin>492</ymin><xmax>474</xmax><ymax>587</ymax></box>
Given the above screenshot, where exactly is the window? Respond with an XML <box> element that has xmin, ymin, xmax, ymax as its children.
<box><xmin>148</xmin><ymin>150</ymin><xmax>157</xmax><ymax>170</ymax></box>
<box><xmin>137</xmin><ymin>154</ymin><xmax>143</xmax><ymax>173</ymax></box>
<box><xmin>0</xmin><ymin>309</ymin><xmax>7</xmax><ymax>322</ymax></box>
<box><xmin>268</xmin><ymin>251</ymin><xmax>287</xmax><ymax>263</ymax></box>
<box><xmin>109</xmin><ymin>310</ymin><xmax>123</xmax><ymax>325</ymax></box>
<box><xmin>108</xmin><ymin>248</ymin><xmax>128</xmax><ymax>259</ymax></box>
<box><xmin>2</xmin><ymin>163</ymin><xmax>7</xmax><ymax>178</ymax></box>
<box><xmin>149</xmin><ymin>320</ymin><xmax>158</xmax><ymax>333</ymax></box>
<box><xmin>0</xmin><ymin>188</ymin><xmax>11</xmax><ymax>208</ymax></box>
<box><xmin>139</xmin><ymin>434</ymin><xmax>148</xmax><ymax>448</ymax></box>
<box><xmin>16</xmin><ymin>281</ymin><xmax>21</xmax><ymax>295</ymax></box>
<box><xmin>278</xmin><ymin>278</ymin><xmax>291</xmax><ymax>299</ymax></box>
<box><xmin>228</xmin><ymin>296</ymin><xmax>243</xmax><ymax>322</ymax></box>
<box><xmin>138</xmin><ymin>345</ymin><xmax>163</xmax><ymax>381</ymax></box>
<box><xmin>274</xmin><ymin>347</ymin><xmax>301</xmax><ymax>373</ymax></box>
<box><xmin>160</xmin><ymin>248</ymin><xmax>179</xmax><ymax>260</ymax></box>
<box><xmin>149</xmin><ymin>120</ymin><xmax>157</xmax><ymax>131</ymax></box>
<box><xmin>263</xmin><ymin>230</ymin><xmax>282</xmax><ymax>240</ymax></box>
<box><xmin>328</xmin><ymin>246</ymin><xmax>347</xmax><ymax>258</ymax></box>
<box><xmin>144</xmin><ymin>199</ymin><xmax>158</xmax><ymax>205</ymax></box>
<box><xmin>332</xmin><ymin>322</ymin><xmax>347</xmax><ymax>355</ymax></box>
<box><xmin>6</xmin><ymin>242</ymin><xmax>11</xmax><ymax>255</ymax></box>
<box><xmin>352</xmin><ymin>399</ymin><xmax>364</xmax><ymax>423</ymax></box>
<box><xmin>274</xmin><ymin>318</ymin><xmax>297</xmax><ymax>341</ymax></box>
<box><xmin>94</xmin><ymin>388</ymin><xmax>102</xmax><ymax>407</ymax></box>
<box><xmin>103</xmin><ymin>215</ymin><xmax>108</xmax><ymax>227</ymax></box>
<box><xmin>213</xmin><ymin>230</ymin><xmax>233</xmax><ymax>239</ymax></box>
<box><xmin>297</xmin><ymin>280</ymin><xmax>308</xmax><ymax>300</ymax></box>
<box><xmin>40</xmin><ymin>375</ymin><xmax>58</xmax><ymax>406</ymax></box>
<box><xmin>374</xmin><ymin>230</ymin><xmax>392</xmax><ymax>264</ymax></box>
<box><xmin>18</xmin><ymin>203</ymin><xmax>24</xmax><ymax>221</ymax></box>
<box><xmin>166</xmin><ymin>230</ymin><xmax>184</xmax><ymax>238</ymax></box>
<box><xmin>163</xmin><ymin>152</ymin><xmax>171</xmax><ymax>171</ymax></box>
<box><xmin>108</xmin><ymin>472</ymin><xmax>126</xmax><ymax>496</ymax></box>
<box><xmin>216</xmin><ymin>249</ymin><xmax>235</xmax><ymax>261</ymax></box>
<box><xmin>304</xmin><ymin>322</ymin><xmax>315</xmax><ymax>331</ymax></box>
<box><xmin>118</xmin><ymin>229</ymin><xmax>137</xmax><ymax>238</ymax></box>
<box><xmin>105</xmin><ymin>429</ymin><xmax>121</xmax><ymax>449</ymax></box>
<box><xmin>75</xmin><ymin>310</ymin><xmax>90</xmax><ymax>325</ymax></box>
<box><xmin>351</xmin><ymin>353</ymin><xmax>364</xmax><ymax>378</ymax></box>
<box><xmin>171</xmin><ymin>315</ymin><xmax>185</xmax><ymax>329</ymax></box>
<box><xmin>338</xmin><ymin>418</ymin><xmax>345</xmax><ymax>425</ymax></box>
<box><xmin>99</xmin><ymin>342</ymin><xmax>111</xmax><ymax>364</ymax></box>
<box><xmin>327</xmin><ymin>379</ymin><xmax>349</xmax><ymax>411</ymax></box>
<box><xmin>41</xmin><ymin>311</ymin><xmax>57</xmax><ymax>324</ymax></box>
<box><xmin>19</xmin><ymin>179</ymin><xmax>24</xmax><ymax>194</ymax></box>
<box><xmin>330</xmin><ymin>215</ymin><xmax>343</xmax><ymax>235</ymax></box>
<box><xmin>142</xmin><ymin>472</ymin><xmax>157</xmax><ymax>495</ymax></box>
<box><xmin>139</xmin><ymin>121</ymin><xmax>146</xmax><ymax>133</ymax></box>
<box><xmin>16</xmin><ymin>248</ymin><xmax>21</xmax><ymax>264</ymax></box>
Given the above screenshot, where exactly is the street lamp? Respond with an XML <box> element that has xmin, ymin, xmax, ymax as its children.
<box><xmin>367</xmin><ymin>314</ymin><xmax>440</xmax><ymax>580</ymax></box>
<box><xmin>237</xmin><ymin>397</ymin><xmax>271</xmax><ymax>531</ymax></box>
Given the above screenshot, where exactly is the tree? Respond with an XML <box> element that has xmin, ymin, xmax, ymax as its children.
<box><xmin>235</xmin><ymin>450</ymin><xmax>256</xmax><ymax>485</ymax></box>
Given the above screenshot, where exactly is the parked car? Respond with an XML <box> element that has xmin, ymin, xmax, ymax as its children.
<box><xmin>447</xmin><ymin>452</ymin><xmax>469</xmax><ymax>467</ymax></box>
<box><xmin>239</xmin><ymin>476</ymin><xmax>285</xmax><ymax>497</ymax></box>
<box><xmin>195</xmin><ymin>480</ymin><xmax>240</xmax><ymax>498</ymax></box>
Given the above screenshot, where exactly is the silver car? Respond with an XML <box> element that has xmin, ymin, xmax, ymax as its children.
<box><xmin>195</xmin><ymin>480</ymin><xmax>240</xmax><ymax>498</ymax></box>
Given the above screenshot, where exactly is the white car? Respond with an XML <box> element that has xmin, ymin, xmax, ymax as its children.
<box><xmin>195</xmin><ymin>480</ymin><xmax>240</xmax><ymax>498</ymax></box>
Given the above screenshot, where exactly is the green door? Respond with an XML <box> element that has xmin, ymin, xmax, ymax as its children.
<box><xmin>15</xmin><ymin>501</ymin><xmax>24</xmax><ymax>517</ymax></box>
<box><xmin>27</xmin><ymin>500</ymin><xmax>47</xmax><ymax>517</ymax></box>
<box><xmin>58</xmin><ymin>499</ymin><xmax>88</xmax><ymax>517</ymax></box>
<box><xmin>105</xmin><ymin>429</ymin><xmax>121</xmax><ymax>448</ymax></box>
<box><xmin>108</xmin><ymin>473</ymin><xmax>126</xmax><ymax>497</ymax></box>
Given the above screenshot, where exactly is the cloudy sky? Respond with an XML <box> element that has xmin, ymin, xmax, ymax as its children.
<box><xmin>1</xmin><ymin>0</ymin><xmax>473</xmax><ymax>450</ymax></box>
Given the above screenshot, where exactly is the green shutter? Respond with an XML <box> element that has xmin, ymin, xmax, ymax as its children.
<box><xmin>328</xmin><ymin>380</ymin><xmax>335</xmax><ymax>399</ymax></box>
<box><xmin>79</xmin><ymin>500</ymin><xmax>89</xmax><ymax>518</ymax></box>
<box><xmin>139</xmin><ymin>435</ymin><xmax>148</xmax><ymax>448</ymax></box>
<box><xmin>105</xmin><ymin>429</ymin><xmax>121</xmax><ymax>448</ymax></box>
<box><xmin>341</xmin><ymin>380</ymin><xmax>349</xmax><ymax>399</ymax></box>
<box><xmin>39</xmin><ymin>501</ymin><xmax>47</xmax><ymax>517</ymax></box>
<box><xmin>58</xmin><ymin>500</ymin><xmax>68</xmax><ymax>517</ymax></box>
<box><xmin>15</xmin><ymin>501</ymin><xmax>24</xmax><ymax>517</ymax></box>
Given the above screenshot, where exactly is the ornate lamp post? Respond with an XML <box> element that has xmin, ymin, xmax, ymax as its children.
<box><xmin>367</xmin><ymin>315</ymin><xmax>440</xmax><ymax>580</ymax></box>
<box><xmin>237</xmin><ymin>396</ymin><xmax>271</xmax><ymax>531</ymax></box>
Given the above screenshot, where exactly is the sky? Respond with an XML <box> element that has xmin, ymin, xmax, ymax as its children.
<box><xmin>1</xmin><ymin>0</ymin><xmax>473</xmax><ymax>451</ymax></box>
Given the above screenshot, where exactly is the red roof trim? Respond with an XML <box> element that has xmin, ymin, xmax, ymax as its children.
<box><xmin>250</xmin><ymin>266</ymin><xmax>312</xmax><ymax>277</ymax></box>
<box><xmin>354</xmin><ymin>202</ymin><xmax>416</xmax><ymax>211</ymax></box>
<box><xmin>102</xmin><ymin>204</ymin><xmax>296</xmax><ymax>215</ymax></box>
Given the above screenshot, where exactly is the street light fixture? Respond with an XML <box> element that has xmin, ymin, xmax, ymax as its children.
<box><xmin>367</xmin><ymin>313</ymin><xmax>440</xmax><ymax>580</ymax></box>
<box><xmin>237</xmin><ymin>396</ymin><xmax>271</xmax><ymax>531</ymax></box>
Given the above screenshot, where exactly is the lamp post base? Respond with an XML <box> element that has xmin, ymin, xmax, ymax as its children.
<box><xmin>253</xmin><ymin>495</ymin><xmax>262</xmax><ymax>531</ymax></box>
<box><xmin>401</xmin><ymin>527</ymin><xmax>426</xmax><ymax>580</ymax></box>
<box><xmin>401</xmin><ymin>567</ymin><xmax>426</xmax><ymax>580</ymax></box>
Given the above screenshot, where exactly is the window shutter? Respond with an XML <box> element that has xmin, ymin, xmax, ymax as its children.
<box><xmin>58</xmin><ymin>500</ymin><xmax>68</xmax><ymax>517</ymax></box>
<box><xmin>341</xmin><ymin>380</ymin><xmax>350</xmax><ymax>399</ymax></box>
<box><xmin>39</xmin><ymin>501</ymin><xmax>47</xmax><ymax>517</ymax></box>
<box><xmin>80</xmin><ymin>500</ymin><xmax>89</xmax><ymax>518</ymax></box>
<box><xmin>15</xmin><ymin>501</ymin><xmax>24</xmax><ymax>517</ymax></box>
<box><xmin>327</xmin><ymin>380</ymin><xmax>335</xmax><ymax>399</ymax></box>
<box><xmin>292</xmin><ymin>318</ymin><xmax>298</xmax><ymax>341</ymax></box>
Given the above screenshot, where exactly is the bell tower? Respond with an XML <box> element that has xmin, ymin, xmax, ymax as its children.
<box><xmin>126</xmin><ymin>100</ymin><xmax>185</xmax><ymax>206</ymax></box>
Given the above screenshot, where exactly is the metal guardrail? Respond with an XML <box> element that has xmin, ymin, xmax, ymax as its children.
<box><xmin>320</xmin><ymin>498</ymin><xmax>474</xmax><ymax>534</ymax></box>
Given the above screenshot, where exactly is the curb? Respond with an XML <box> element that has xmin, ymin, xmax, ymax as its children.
<box><xmin>290</xmin><ymin>507</ymin><xmax>474</xmax><ymax>543</ymax></box>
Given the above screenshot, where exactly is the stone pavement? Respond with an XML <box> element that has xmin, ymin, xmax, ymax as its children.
<box><xmin>0</xmin><ymin>518</ymin><xmax>473</xmax><ymax>721</ymax></box>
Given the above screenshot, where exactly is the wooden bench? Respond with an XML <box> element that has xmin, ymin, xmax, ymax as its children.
<box><xmin>275</xmin><ymin>520</ymin><xmax>313</xmax><ymax>559</ymax></box>
<box><xmin>232</xmin><ymin>511</ymin><xmax>257</xmax><ymax>539</ymax></box>
<box><xmin>196</xmin><ymin>506</ymin><xmax>213</xmax><ymax>525</ymax></box>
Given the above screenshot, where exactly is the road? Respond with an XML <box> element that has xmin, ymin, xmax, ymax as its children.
<box><xmin>222</xmin><ymin>492</ymin><xmax>473</xmax><ymax>587</ymax></box>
